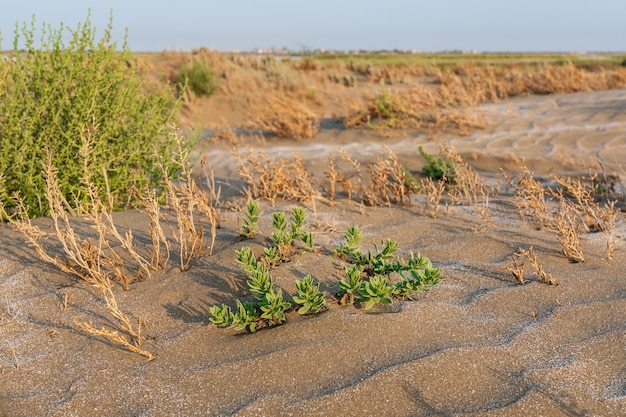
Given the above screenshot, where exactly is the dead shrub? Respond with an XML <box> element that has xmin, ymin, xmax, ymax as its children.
<box><xmin>159</xmin><ymin>129</ymin><xmax>220</xmax><ymax>269</ymax></box>
<box><xmin>234</xmin><ymin>147</ymin><xmax>322</xmax><ymax>205</ymax></box>
<box><xmin>325</xmin><ymin>148</ymin><xmax>416</xmax><ymax>206</ymax></box>
<box><xmin>441</xmin><ymin>144</ymin><xmax>490</xmax><ymax>206</ymax></box>
<box><xmin>507</xmin><ymin>246</ymin><xmax>555</xmax><ymax>285</ymax></box>
<box><xmin>503</xmin><ymin>167</ymin><xmax>553</xmax><ymax>228</ymax></box>
<box><xmin>248</xmin><ymin>96</ymin><xmax>320</xmax><ymax>139</ymax></box>
<box><xmin>420</xmin><ymin>177</ymin><xmax>446</xmax><ymax>219</ymax></box>
<box><xmin>76</xmin><ymin>287</ymin><xmax>154</xmax><ymax>360</ymax></box>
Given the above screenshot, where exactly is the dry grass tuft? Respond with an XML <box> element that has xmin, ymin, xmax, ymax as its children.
<box><xmin>519</xmin><ymin>246</ymin><xmax>556</xmax><ymax>285</ymax></box>
<box><xmin>247</xmin><ymin>96</ymin><xmax>320</xmax><ymax>139</ymax></box>
<box><xmin>234</xmin><ymin>147</ymin><xmax>322</xmax><ymax>205</ymax></box>
<box><xmin>503</xmin><ymin>167</ymin><xmax>553</xmax><ymax>229</ymax></box>
<box><xmin>325</xmin><ymin>148</ymin><xmax>417</xmax><ymax>206</ymax></box>
<box><xmin>441</xmin><ymin>144</ymin><xmax>490</xmax><ymax>206</ymax></box>
<box><xmin>507</xmin><ymin>246</ymin><xmax>555</xmax><ymax>285</ymax></box>
<box><xmin>503</xmin><ymin>166</ymin><xmax>621</xmax><ymax>262</ymax></box>
<box><xmin>420</xmin><ymin>177</ymin><xmax>446</xmax><ymax>219</ymax></box>
<box><xmin>506</xmin><ymin>251</ymin><xmax>526</xmax><ymax>285</ymax></box>
<box><xmin>553</xmin><ymin>202</ymin><xmax>586</xmax><ymax>263</ymax></box>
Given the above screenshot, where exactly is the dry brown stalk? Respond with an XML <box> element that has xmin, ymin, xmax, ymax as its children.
<box><xmin>420</xmin><ymin>177</ymin><xmax>445</xmax><ymax>219</ymax></box>
<box><xmin>442</xmin><ymin>144</ymin><xmax>488</xmax><ymax>206</ymax></box>
<box><xmin>336</xmin><ymin>150</ymin><xmax>363</xmax><ymax>202</ymax></box>
<box><xmin>329</xmin><ymin>148</ymin><xmax>416</xmax><ymax>206</ymax></box>
<box><xmin>549</xmin><ymin>172</ymin><xmax>619</xmax><ymax>234</ymax></box>
<box><xmin>76</xmin><ymin>287</ymin><xmax>154</xmax><ymax>360</ymax></box>
<box><xmin>477</xmin><ymin>195</ymin><xmax>496</xmax><ymax>229</ymax></box>
<box><xmin>160</xmin><ymin>129</ymin><xmax>219</xmax><ymax>268</ymax></box>
<box><xmin>553</xmin><ymin>202</ymin><xmax>585</xmax><ymax>263</ymax></box>
<box><xmin>506</xmin><ymin>251</ymin><xmax>526</xmax><ymax>285</ymax></box>
<box><xmin>518</xmin><ymin>246</ymin><xmax>556</xmax><ymax>285</ymax></box>
<box><xmin>503</xmin><ymin>167</ymin><xmax>552</xmax><ymax>228</ymax></box>
<box><xmin>138</xmin><ymin>188</ymin><xmax>171</xmax><ymax>270</ymax></box>
<box><xmin>61</xmin><ymin>292</ymin><xmax>74</xmax><ymax>311</ymax></box>
<box><xmin>367</xmin><ymin>147</ymin><xmax>416</xmax><ymax>206</ymax></box>
<box><xmin>324</xmin><ymin>156</ymin><xmax>340</xmax><ymax>205</ymax></box>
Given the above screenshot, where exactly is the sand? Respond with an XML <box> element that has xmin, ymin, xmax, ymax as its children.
<box><xmin>1</xmin><ymin>88</ymin><xmax>625</xmax><ymax>417</ymax></box>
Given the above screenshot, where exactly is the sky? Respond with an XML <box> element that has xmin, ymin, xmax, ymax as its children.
<box><xmin>1</xmin><ymin>0</ymin><xmax>625</xmax><ymax>52</ymax></box>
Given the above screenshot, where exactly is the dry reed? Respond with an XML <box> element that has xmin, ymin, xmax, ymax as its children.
<box><xmin>234</xmin><ymin>147</ymin><xmax>322</xmax><ymax>205</ymax></box>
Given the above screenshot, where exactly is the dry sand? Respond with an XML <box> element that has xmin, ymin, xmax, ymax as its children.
<box><xmin>1</xmin><ymin>89</ymin><xmax>625</xmax><ymax>417</ymax></box>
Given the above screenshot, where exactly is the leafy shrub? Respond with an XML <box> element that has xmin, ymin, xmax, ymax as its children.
<box><xmin>0</xmin><ymin>14</ymin><xmax>184</xmax><ymax>217</ymax></box>
<box><xmin>177</xmin><ymin>59</ymin><xmax>220</xmax><ymax>97</ymax></box>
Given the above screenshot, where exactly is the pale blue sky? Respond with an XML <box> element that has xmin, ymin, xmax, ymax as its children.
<box><xmin>1</xmin><ymin>0</ymin><xmax>625</xmax><ymax>52</ymax></box>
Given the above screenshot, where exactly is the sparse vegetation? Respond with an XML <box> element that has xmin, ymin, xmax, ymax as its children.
<box><xmin>0</xmin><ymin>14</ymin><xmax>624</xmax><ymax>371</ymax></box>
<box><xmin>504</xmin><ymin>166</ymin><xmax>619</xmax><ymax>263</ymax></box>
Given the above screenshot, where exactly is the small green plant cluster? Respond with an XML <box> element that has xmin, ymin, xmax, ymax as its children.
<box><xmin>0</xmin><ymin>14</ymin><xmax>184</xmax><ymax>217</ymax></box>
<box><xmin>177</xmin><ymin>59</ymin><xmax>220</xmax><ymax>97</ymax></box>
<box><xmin>334</xmin><ymin>226</ymin><xmax>440</xmax><ymax>309</ymax></box>
<box><xmin>419</xmin><ymin>146</ymin><xmax>455</xmax><ymax>182</ymax></box>
<box><xmin>239</xmin><ymin>201</ymin><xmax>261</xmax><ymax>239</ymax></box>
<box><xmin>209</xmin><ymin>246</ymin><xmax>327</xmax><ymax>332</ymax></box>
<box><xmin>263</xmin><ymin>207</ymin><xmax>313</xmax><ymax>266</ymax></box>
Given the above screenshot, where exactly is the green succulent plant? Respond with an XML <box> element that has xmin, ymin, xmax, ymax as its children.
<box><xmin>338</xmin><ymin>264</ymin><xmax>364</xmax><ymax>305</ymax></box>
<box><xmin>239</xmin><ymin>201</ymin><xmax>260</xmax><ymax>239</ymax></box>
<box><xmin>235</xmin><ymin>246</ymin><xmax>259</xmax><ymax>274</ymax></box>
<box><xmin>266</xmin><ymin>207</ymin><xmax>314</xmax><ymax>265</ymax></box>
<box><xmin>259</xmin><ymin>288</ymin><xmax>291</xmax><ymax>326</ymax></box>
<box><xmin>334</xmin><ymin>225</ymin><xmax>441</xmax><ymax>310</ymax></box>
<box><xmin>358</xmin><ymin>275</ymin><xmax>395</xmax><ymax>309</ymax></box>
<box><xmin>334</xmin><ymin>225</ymin><xmax>364</xmax><ymax>260</ymax></box>
<box><xmin>293</xmin><ymin>274</ymin><xmax>328</xmax><ymax>315</ymax></box>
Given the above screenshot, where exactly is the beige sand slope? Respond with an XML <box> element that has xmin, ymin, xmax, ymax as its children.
<box><xmin>1</xmin><ymin>89</ymin><xmax>625</xmax><ymax>417</ymax></box>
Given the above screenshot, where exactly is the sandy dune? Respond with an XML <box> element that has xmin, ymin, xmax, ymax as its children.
<box><xmin>1</xmin><ymin>89</ymin><xmax>625</xmax><ymax>416</ymax></box>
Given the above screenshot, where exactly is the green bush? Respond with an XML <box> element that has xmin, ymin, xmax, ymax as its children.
<box><xmin>177</xmin><ymin>60</ymin><xmax>220</xmax><ymax>97</ymax></box>
<box><xmin>0</xmin><ymin>14</ymin><xmax>185</xmax><ymax>217</ymax></box>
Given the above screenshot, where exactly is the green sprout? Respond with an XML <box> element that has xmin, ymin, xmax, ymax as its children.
<box><xmin>239</xmin><ymin>201</ymin><xmax>260</xmax><ymax>239</ymax></box>
<box><xmin>334</xmin><ymin>225</ymin><xmax>364</xmax><ymax>260</ymax></box>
